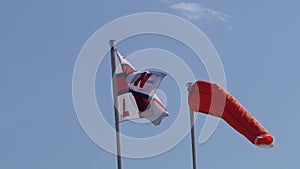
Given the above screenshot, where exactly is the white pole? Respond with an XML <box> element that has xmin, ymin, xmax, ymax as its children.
<box><xmin>187</xmin><ymin>82</ymin><xmax>197</xmax><ymax>169</ymax></box>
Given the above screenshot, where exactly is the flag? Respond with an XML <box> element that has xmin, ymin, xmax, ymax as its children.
<box><xmin>188</xmin><ymin>80</ymin><xmax>274</xmax><ymax>147</ymax></box>
<box><xmin>113</xmin><ymin>50</ymin><xmax>169</xmax><ymax>125</ymax></box>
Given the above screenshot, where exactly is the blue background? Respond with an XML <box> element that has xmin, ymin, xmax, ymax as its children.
<box><xmin>1</xmin><ymin>0</ymin><xmax>298</xmax><ymax>168</ymax></box>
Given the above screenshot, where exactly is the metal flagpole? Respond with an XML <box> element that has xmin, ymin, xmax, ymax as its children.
<box><xmin>187</xmin><ymin>82</ymin><xmax>197</xmax><ymax>169</ymax></box>
<box><xmin>109</xmin><ymin>40</ymin><xmax>122</xmax><ymax>169</ymax></box>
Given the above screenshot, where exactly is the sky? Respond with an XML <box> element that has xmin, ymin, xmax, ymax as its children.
<box><xmin>1</xmin><ymin>0</ymin><xmax>299</xmax><ymax>169</ymax></box>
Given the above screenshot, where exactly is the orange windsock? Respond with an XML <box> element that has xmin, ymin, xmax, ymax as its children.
<box><xmin>188</xmin><ymin>80</ymin><xmax>274</xmax><ymax>147</ymax></box>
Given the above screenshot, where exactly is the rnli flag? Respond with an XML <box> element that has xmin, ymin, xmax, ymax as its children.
<box><xmin>113</xmin><ymin>50</ymin><xmax>169</xmax><ymax>125</ymax></box>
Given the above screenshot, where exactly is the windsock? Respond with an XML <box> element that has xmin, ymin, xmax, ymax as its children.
<box><xmin>188</xmin><ymin>80</ymin><xmax>274</xmax><ymax>147</ymax></box>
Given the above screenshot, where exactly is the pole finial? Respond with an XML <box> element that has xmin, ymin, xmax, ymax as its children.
<box><xmin>186</xmin><ymin>82</ymin><xmax>193</xmax><ymax>92</ymax></box>
<box><xmin>109</xmin><ymin>40</ymin><xmax>115</xmax><ymax>48</ymax></box>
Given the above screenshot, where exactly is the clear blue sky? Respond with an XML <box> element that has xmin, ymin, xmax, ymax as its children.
<box><xmin>1</xmin><ymin>0</ymin><xmax>299</xmax><ymax>168</ymax></box>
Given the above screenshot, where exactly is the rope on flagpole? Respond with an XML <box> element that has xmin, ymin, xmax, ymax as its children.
<box><xmin>110</xmin><ymin>40</ymin><xmax>123</xmax><ymax>169</ymax></box>
<box><xmin>187</xmin><ymin>82</ymin><xmax>197</xmax><ymax>169</ymax></box>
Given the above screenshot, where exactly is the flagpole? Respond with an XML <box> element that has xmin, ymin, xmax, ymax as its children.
<box><xmin>187</xmin><ymin>82</ymin><xmax>197</xmax><ymax>169</ymax></box>
<box><xmin>109</xmin><ymin>40</ymin><xmax>122</xmax><ymax>169</ymax></box>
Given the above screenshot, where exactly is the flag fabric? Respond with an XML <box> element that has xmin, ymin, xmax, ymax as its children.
<box><xmin>126</xmin><ymin>71</ymin><xmax>166</xmax><ymax>99</ymax></box>
<box><xmin>113</xmin><ymin>50</ymin><xmax>169</xmax><ymax>125</ymax></box>
<box><xmin>140</xmin><ymin>94</ymin><xmax>169</xmax><ymax>125</ymax></box>
<box><xmin>188</xmin><ymin>80</ymin><xmax>274</xmax><ymax>147</ymax></box>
